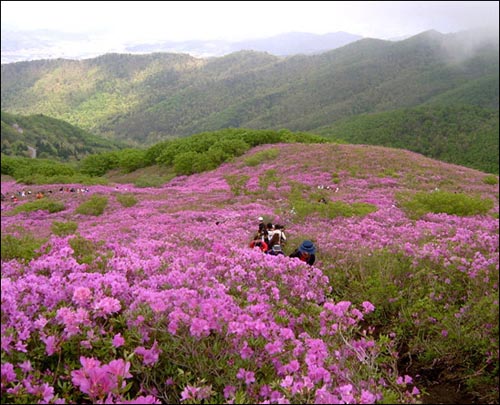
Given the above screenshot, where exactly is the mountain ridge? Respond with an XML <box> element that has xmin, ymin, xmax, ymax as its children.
<box><xmin>2</xmin><ymin>29</ymin><xmax>497</xmax><ymax>145</ymax></box>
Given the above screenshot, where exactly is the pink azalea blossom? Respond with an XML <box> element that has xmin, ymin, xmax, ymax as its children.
<box><xmin>112</xmin><ymin>333</ymin><xmax>125</xmax><ymax>348</ymax></box>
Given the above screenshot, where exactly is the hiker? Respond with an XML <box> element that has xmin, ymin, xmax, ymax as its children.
<box><xmin>268</xmin><ymin>224</ymin><xmax>286</xmax><ymax>250</ymax></box>
<box><xmin>289</xmin><ymin>240</ymin><xmax>316</xmax><ymax>265</ymax></box>
<box><xmin>257</xmin><ymin>216</ymin><xmax>266</xmax><ymax>234</ymax></box>
<box><xmin>255</xmin><ymin>217</ymin><xmax>269</xmax><ymax>245</ymax></box>
<box><xmin>265</xmin><ymin>222</ymin><xmax>274</xmax><ymax>244</ymax></box>
<box><xmin>266</xmin><ymin>222</ymin><xmax>274</xmax><ymax>235</ymax></box>
<box><xmin>249</xmin><ymin>238</ymin><xmax>269</xmax><ymax>253</ymax></box>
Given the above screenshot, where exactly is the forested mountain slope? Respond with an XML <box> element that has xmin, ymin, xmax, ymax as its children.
<box><xmin>1</xmin><ymin>111</ymin><xmax>125</xmax><ymax>160</ymax></box>
<box><xmin>314</xmin><ymin>105</ymin><xmax>499</xmax><ymax>174</ymax></box>
<box><xmin>2</xmin><ymin>30</ymin><xmax>498</xmax><ymax>145</ymax></box>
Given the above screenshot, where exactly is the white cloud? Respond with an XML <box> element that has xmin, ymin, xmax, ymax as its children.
<box><xmin>2</xmin><ymin>0</ymin><xmax>498</xmax><ymax>42</ymax></box>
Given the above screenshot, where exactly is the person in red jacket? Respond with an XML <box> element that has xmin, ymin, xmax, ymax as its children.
<box><xmin>249</xmin><ymin>239</ymin><xmax>269</xmax><ymax>253</ymax></box>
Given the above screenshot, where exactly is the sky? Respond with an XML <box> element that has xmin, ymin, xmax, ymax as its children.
<box><xmin>2</xmin><ymin>0</ymin><xmax>499</xmax><ymax>42</ymax></box>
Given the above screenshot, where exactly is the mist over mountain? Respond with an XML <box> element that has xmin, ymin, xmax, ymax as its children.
<box><xmin>126</xmin><ymin>31</ymin><xmax>363</xmax><ymax>57</ymax></box>
<box><xmin>1</xmin><ymin>29</ymin><xmax>95</xmax><ymax>63</ymax></box>
<box><xmin>1</xmin><ymin>30</ymin><xmax>363</xmax><ymax>63</ymax></box>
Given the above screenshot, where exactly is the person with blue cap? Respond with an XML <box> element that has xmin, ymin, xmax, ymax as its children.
<box><xmin>289</xmin><ymin>240</ymin><xmax>316</xmax><ymax>265</ymax></box>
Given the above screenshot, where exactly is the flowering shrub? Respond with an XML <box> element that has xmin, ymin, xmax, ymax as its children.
<box><xmin>1</xmin><ymin>143</ymin><xmax>498</xmax><ymax>403</ymax></box>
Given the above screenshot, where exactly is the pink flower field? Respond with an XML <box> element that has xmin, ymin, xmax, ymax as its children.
<box><xmin>1</xmin><ymin>143</ymin><xmax>498</xmax><ymax>404</ymax></box>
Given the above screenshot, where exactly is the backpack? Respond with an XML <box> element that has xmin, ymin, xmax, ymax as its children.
<box><xmin>268</xmin><ymin>232</ymin><xmax>280</xmax><ymax>249</ymax></box>
<box><xmin>268</xmin><ymin>244</ymin><xmax>284</xmax><ymax>256</ymax></box>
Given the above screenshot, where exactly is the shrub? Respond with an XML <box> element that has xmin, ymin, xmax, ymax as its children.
<box><xmin>7</xmin><ymin>198</ymin><xmax>65</xmax><ymax>215</ymax></box>
<box><xmin>294</xmin><ymin>200</ymin><xmax>376</xmax><ymax>219</ymax></box>
<box><xmin>225</xmin><ymin>174</ymin><xmax>250</xmax><ymax>196</ymax></box>
<box><xmin>332</xmin><ymin>172</ymin><xmax>340</xmax><ymax>184</ymax></box>
<box><xmin>244</xmin><ymin>148</ymin><xmax>280</xmax><ymax>167</ymax></box>
<box><xmin>320</xmin><ymin>201</ymin><xmax>377</xmax><ymax>219</ymax></box>
<box><xmin>116</xmin><ymin>149</ymin><xmax>148</xmax><ymax>173</ymax></box>
<box><xmin>1</xmin><ymin>233</ymin><xmax>47</xmax><ymax>262</ymax></box>
<box><xmin>75</xmin><ymin>195</ymin><xmax>108</xmax><ymax>216</ymax></box>
<box><xmin>68</xmin><ymin>234</ymin><xmax>111</xmax><ymax>272</ymax></box>
<box><xmin>79</xmin><ymin>151</ymin><xmax>120</xmax><ymax>176</ymax></box>
<box><xmin>173</xmin><ymin>151</ymin><xmax>199</xmax><ymax>175</ymax></box>
<box><xmin>397</xmin><ymin>190</ymin><xmax>494</xmax><ymax>219</ymax></box>
<box><xmin>483</xmin><ymin>174</ymin><xmax>499</xmax><ymax>185</ymax></box>
<box><xmin>69</xmin><ymin>234</ymin><xmax>101</xmax><ymax>266</ymax></box>
<box><xmin>51</xmin><ymin>220</ymin><xmax>78</xmax><ymax>236</ymax></box>
<box><xmin>116</xmin><ymin>193</ymin><xmax>138</xmax><ymax>208</ymax></box>
<box><xmin>258</xmin><ymin>169</ymin><xmax>281</xmax><ymax>192</ymax></box>
<box><xmin>1</xmin><ymin>155</ymin><xmax>77</xmax><ymax>181</ymax></box>
<box><xmin>134</xmin><ymin>175</ymin><xmax>174</xmax><ymax>188</ymax></box>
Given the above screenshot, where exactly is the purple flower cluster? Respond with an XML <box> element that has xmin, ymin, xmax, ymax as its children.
<box><xmin>2</xmin><ymin>143</ymin><xmax>498</xmax><ymax>403</ymax></box>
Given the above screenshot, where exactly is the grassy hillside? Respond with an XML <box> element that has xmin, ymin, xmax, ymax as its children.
<box><xmin>1</xmin><ymin>30</ymin><xmax>498</xmax><ymax>145</ymax></box>
<box><xmin>1</xmin><ymin>111</ymin><xmax>126</xmax><ymax>160</ymax></box>
<box><xmin>313</xmin><ymin>104</ymin><xmax>499</xmax><ymax>174</ymax></box>
<box><xmin>1</xmin><ymin>143</ymin><xmax>498</xmax><ymax>404</ymax></box>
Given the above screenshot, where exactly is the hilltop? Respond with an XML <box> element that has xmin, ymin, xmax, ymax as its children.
<box><xmin>313</xmin><ymin>104</ymin><xmax>499</xmax><ymax>174</ymax></box>
<box><xmin>1</xmin><ymin>142</ymin><xmax>498</xmax><ymax>403</ymax></box>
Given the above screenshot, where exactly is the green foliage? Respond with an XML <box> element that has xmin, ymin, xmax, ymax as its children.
<box><xmin>116</xmin><ymin>193</ymin><xmax>138</xmax><ymax>207</ymax></box>
<box><xmin>0</xmin><ymin>153</ymin><xmax>107</xmax><ymax>185</ymax></box>
<box><xmin>325</xmin><ymin>250</ymin><xmax>413</xmax><ymax>322</ymax></box>
<box><xmin>293</xmin><ymin>199</ymin><xmax>377</xmax><ymax>220</ymax></box>
<box><xmin>1</xmin><ymin>154</ymin><xmax>76</xmax><ymax>179</ymax></box>
<box><xmin>209</xmin><ymin>138</ymin><xmax>250</xmax><ymax>161</ymax></box>
<box><xmin>224</xmin><ymin>174</ymin><xmax>250</xmax><ymax>196</ymax></box>
<box><xmin>116</xmin><ymin>148</ymin><xmax>148</xmax><ymax>173</ymax></box>
<box><xmin>483</xmin><ymin>174</ymin><xmax>499</xmax><ymax>185</ymax></box>
<box><xmin>133</xmin><ymin>175</ymin><xmax>174</xmax><ymax>188</ymax></box>
<box><xmin>1</xmin><ymin>232</ymin><xmax>47</xmax><ymax>262</ymax></box>
<box><xmin>6</xmin><ymin>198</ymin><xmax>65</xmax><ymax>215</ymax></box>
<box><xmin>153</xmin><ymin>129</ymin><xmax>327</xmax><ymax>176</ymax></box>
<box><xmin>1</xmin><ymin>111</ymin><xmax>125</xmax><ymax>161</ymax></box>
<box><xmin>172</xmin><ymin>151</ymin><xmax>200</xmax><ymax>175</ymax></box>
<box><xmin>331</xmin><ymin>172</ymin><xmax>340</xmax><ymax>184</ymax></box>
<box><xmin>74</xmin><ymin>194</ymin><xmax>108</xmax><ymax>216</ymax></box>
<box><xmin>68</xmin><ymin>235</ymin><xmax>99</xmax><ymax>265</ymax></box>
<box><xmin>287</xmin><ymin>183</ymin><xmax>377</xmax><ymax>220</ymax></box>
<box><xmin>325</xmin><ymin>244</ymin><xmax>499</xmax><ymax>404</ymax></box>
<box><xmin>258</xmin><ymin>169</ymin><xmax>281</xmax><ymax>192</ymax></box>
<box><xmin>4</xmin><ymin>128</ymin><xmax>327</xmax><ymax>181</ymax></box>
<box><xmin>397</xmin><ymin>190</ymin><xmax>494</xmax><ymax>219</ymax></box>
<box><xmin>51</xmin><ymin>220</ymin><xmax>78</xmax><ymax>236</ymax></box>
<box><xmin>79</xmin><ymin>151</ymin><xmax>120</xmax><ymax>176</ymax></box>
<box><xmin>244</xmin><ymin>148</ymin><xmax>280</xmax><ymax>166</ymax></box>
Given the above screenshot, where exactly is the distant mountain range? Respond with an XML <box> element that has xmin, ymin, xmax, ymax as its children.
<box><xmin>1</xmin><ymin>30</ymin><xmax>363</xmax><ymax>63</ymax></box>
<box><xmin>125</xmin><ymin>31</ymin><xmax>364</xmax><ymax>57</ymax></box>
